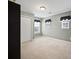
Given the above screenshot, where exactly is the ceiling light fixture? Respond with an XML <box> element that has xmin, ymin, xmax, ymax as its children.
<box><xmin>40</xmin><ymin>6</ymin><xmax>46</xmax><ymax>11</ymax></box>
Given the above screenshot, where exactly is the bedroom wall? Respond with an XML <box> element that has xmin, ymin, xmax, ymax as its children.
<box><xmin>42</xmin><ymin>11</ymin><xmax>71</xmax><ymax>41</ymax></box>
<box><xmin>21</xmin><ymin>11</ymin><xmax>34</xmax><ymax>43</ymax></box>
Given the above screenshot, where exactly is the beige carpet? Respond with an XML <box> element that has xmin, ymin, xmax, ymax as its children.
<box><xmin>21</xmin><ymin>36</ymin><xmax>71</xmax><ymax>59</ymax></box>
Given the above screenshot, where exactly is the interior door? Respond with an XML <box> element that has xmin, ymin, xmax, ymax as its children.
<box><xmin>8</xmin><ymin>1</ymin><xmax>20</xmax><ymax>59</ymax></box>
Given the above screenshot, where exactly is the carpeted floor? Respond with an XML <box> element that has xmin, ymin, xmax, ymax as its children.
<box><xmin>21</xmin><ymin>36</ymin><xmax>71</xmax><ymax>59</ymax></box>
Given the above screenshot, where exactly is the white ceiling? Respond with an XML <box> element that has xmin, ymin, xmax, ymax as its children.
<box><xmin>15</xmin><ymin>0</ymin><xmax>71</xmax><ymax>18</ymax></box>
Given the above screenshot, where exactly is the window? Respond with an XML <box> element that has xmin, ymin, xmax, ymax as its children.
<box><xmin>61</xmin><ymin>19</ymin><xmax>70</xmax><ymax>29</ymax></box>
<box><xmin>34</xmin><ymin>20</ymin><xmax>40</xmax><ymax>34</ymax></box>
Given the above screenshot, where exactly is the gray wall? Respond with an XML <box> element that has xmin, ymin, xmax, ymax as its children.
<box><xmin>42</xmin><ymin>11</ymin><xmax>71</xmax><ymax>41</ymax></box>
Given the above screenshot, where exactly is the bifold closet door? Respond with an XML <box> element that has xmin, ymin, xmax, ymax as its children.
<box><xmin>8</xmin><ymin>1</ymin><xmax>20</xmax><ymax>59</ymax></box>
<box><xmin>21</xmin><ymin>16</ymin><xmax>32</xmax><ymax>42</ymax></box>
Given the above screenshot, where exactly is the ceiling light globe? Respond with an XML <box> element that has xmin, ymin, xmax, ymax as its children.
<box><xmin>40</xmin><ymin>6</ymin><xmax>46</xmax><ymax>11</ymax></box>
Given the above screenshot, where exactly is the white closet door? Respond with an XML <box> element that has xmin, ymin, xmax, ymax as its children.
<box><xmin>21</xmin><ymin>16</ymin><xmax>32</xmax><ymax>42</ymax></box>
